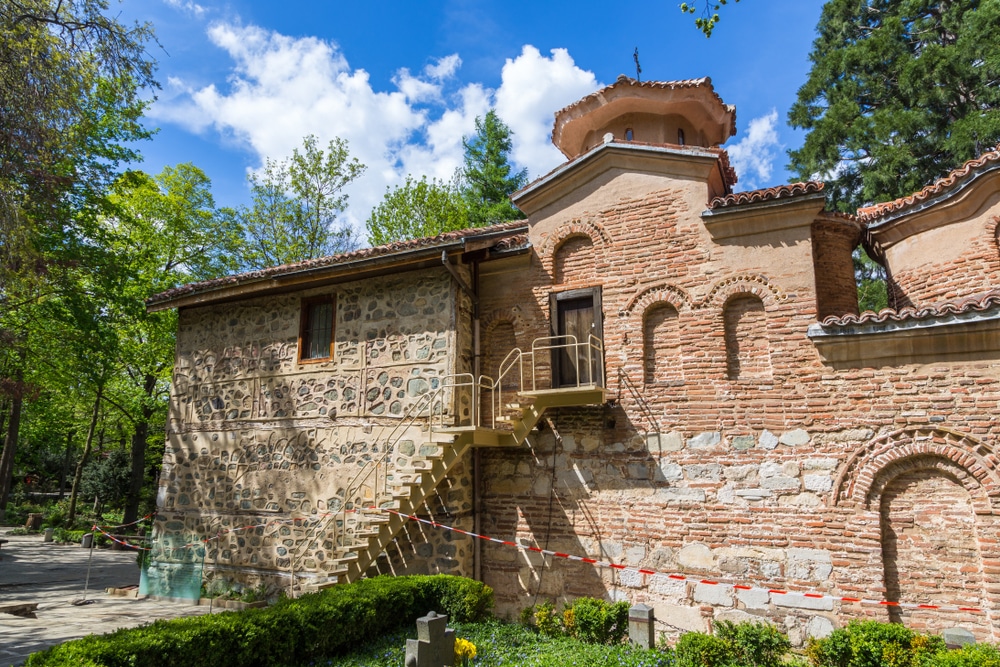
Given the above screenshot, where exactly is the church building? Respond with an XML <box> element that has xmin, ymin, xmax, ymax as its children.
<box><xmin>146</xmin><ymin>76</ymin><xmax>1000</xmax><ymax>643</ymax></box>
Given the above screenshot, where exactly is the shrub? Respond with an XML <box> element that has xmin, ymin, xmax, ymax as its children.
<box><xmin>568</xmin><ymin>597</ymin><xmax>630</xmax><ymax>645</ymax></box>
<box><xmin>675</xmin><ymin>631</ymin><xmax>734</xmax><ymax>667</ymax></box>
<box><xmin>534</xmin><ymin>601</ymin><xmax>562</xmax><ymax>637</ymax></box>
<box><xmin>805</xmin><ymin>620</ymin><xmax>945</xmax><ymax>667</ymax></box>
<box><xmin>715</xmin><ymin>620</ymin><xmax>789</xmax><ymax>667</ymax></box>
<box><xmin>930</xmin><ymin>643</ymin><xmax>1000</xmax><ymax>667</ymax></box>
<box><xmin>25</xmin><ymin>574</ymin><xmax>493</xmax><ymax>667</ymax></box>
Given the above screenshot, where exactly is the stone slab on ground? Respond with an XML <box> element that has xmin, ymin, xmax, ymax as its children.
<box><xmin>0</xmin><ymin>534</ymin><xmax>212</xmax><ymax>666</ymax></box>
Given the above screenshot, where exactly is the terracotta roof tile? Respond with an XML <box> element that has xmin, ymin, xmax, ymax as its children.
<box><xmin>553</xmin><ymin>75</ymin><xmax>737</xmax><ymax>139</ymax></box>
<box><xmin>147</xmin><ymin>220</ymin><xmax>529</xmax><ymax>307</ymax></box>
<box><xmin>820</xmin><ymin>289</ymin><xmax>1000</xmax><ymax>327</ymax></box>
<box><xmin>858</xmin><ymin>143</ymin><xmax>1000</xmax><ymax>223</ymax></box>
<box><xmin>709</xmin><ymin>181</ymin><xmax>824</xmax><ymax>210</ymax></box>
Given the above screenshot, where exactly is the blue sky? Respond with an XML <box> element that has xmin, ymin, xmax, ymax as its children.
<box><xmin>120</xmin><ymin>0</ymin><xmax>827</xmax><ymax>240</ymax></box>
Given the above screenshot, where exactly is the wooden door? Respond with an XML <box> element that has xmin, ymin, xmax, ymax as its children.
<box><xmin>550</xmin><ymin>288</ymin><xmax>603</xmax><ymax>388</ymax></box>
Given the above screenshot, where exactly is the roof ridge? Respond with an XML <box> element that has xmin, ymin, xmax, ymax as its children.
<box><xmin>858</xmin><ymin>143</ymin><xmax>1000</xmax><ymax>223</ymax></box>
<box><xmin>708</xmin><ymin>181</ymin><xmax>824</xmax><ymax>210</ymax></box>
<box><xmin>147</xmin><ymin>220</ymin><xmax>529</xmax><ymax>306</ymax></box>
<box><xmin>820</xmin><ymin>289</ymin><xmax>1000</xmax><ymax>327</ymax></box>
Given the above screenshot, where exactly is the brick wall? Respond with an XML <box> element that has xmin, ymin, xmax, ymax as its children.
<box><xmin>476</xmin><ymin>171</ymin><xmax>1000</xmax><ymax>643</ymax></box>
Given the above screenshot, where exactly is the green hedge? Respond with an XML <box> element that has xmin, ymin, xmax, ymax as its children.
<box><xmin>25</xmin><ymin>575</ymin><xmax>493</xmax><ymax>667</ymax></box>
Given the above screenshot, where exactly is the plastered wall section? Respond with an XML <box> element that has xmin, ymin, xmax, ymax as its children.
<box><xmin>476</xmin><ymin>169</ymin><xmax>1000</xmax><ymax>643</ymax></box>
<box><xmin>151</xmin><ymin>267</ymin><xmax>476</xmax><ymax>590</ymax></box>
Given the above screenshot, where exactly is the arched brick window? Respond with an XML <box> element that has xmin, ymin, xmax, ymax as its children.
<box><xmin>553</xmin><ymin>235</ymin><xmax>595</xmax><ymax>285</ymax></box>
<box><xmin>723</xmin><ymin>295</ymin><xmax>771</xmax><ymax>380</ymax></box>
<box><xmin>643</xmin><ymin>303</ymin><xmax>680</xmax><ymax>384</ymax></box>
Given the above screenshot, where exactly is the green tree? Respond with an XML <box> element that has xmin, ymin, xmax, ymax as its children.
<box><xmin>102</xmin><ymin>165</ymin><xmax>238</xmax><ymax>524</ymax></box>
<box><xmin>238</xmin><ymin>135</ymin><xmax>365</xmax><ymax>269</ymax></box>
<box><xmin>680</xmin><ymin>0</ymin><xmax>742</xmax><ymax>37</ymax></box>
<box><xmin>366</xmin><ymin>175</ymin><xmax>469</xmax><ymax>245</ymax></box>
<box><xmin>788</xmin><ymin>0</ymin><xmax>1000</xmax><ymax>214</ymax></box>
<box><xmin>0</xmin><ymin>0</ymin><xmax>155</xmax><ymax>518</ymax></box>
<box><xmin>461</xmin><ymin>110</ymin><xmax>527</xmax><ymax>228</ymax></box>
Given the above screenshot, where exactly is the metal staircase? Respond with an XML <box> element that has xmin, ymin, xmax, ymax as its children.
<box><xmin>294</xmin><ymin>335</ymin><xmax>606</xmax><ymax>592</ymax></box>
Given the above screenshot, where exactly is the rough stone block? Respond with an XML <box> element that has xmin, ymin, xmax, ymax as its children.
<box><xmin>942</xmin><ymin>627</ymin><xmax>976</xmax><ymax>648</ymax></box>
<box><xmin>777</xmin><ymin>493</ymin><xmax>821</xmax><ymax>507</ymax></box>
<box><xmin>684</xmin><ymin>464</ymin><xmax>723</xmax><ymax>481</ymax></box>
<box><xmin>772</xmin><ymin>593</ymin><xmax>833</xmax><ymax>611</ymax></box>
<box><xmin>803</xmin><ymin>458</ymin><xmax>838</xmax><ymax>470</ymax></box>
<box><xmin>725</xmin><ymin>465</ymin><xmax>757</xmax><ymax>481</ymax></box>
<box><xmin>779</xmin><ymin>429</ymin><xmax>811</xmax><ymax>447</ymax></box>
<box><xmin>734</xmin><ymin>489</ymin><xmax>771</xmax><ymax>500</ymax></box>
<box><xmin>653</xmin><ymin>604</ymin><xmax>708</xmax><ymax>633</ymax></box>
<box><xmin>759</xmin><ymin>462</ymin><xmax>783</xmax><ymax>478</ymax></box>
<box><xmin>628</xmin><ymin>463</ymin><xmax>651</xmax><ymax>480</ymax></box>
<box><xmin>759</xmin><ymin>430</ymin><xmax>779</xmax><ymax>450</ymax></box>
<box><xmin>807</xmin><ymin>616</ymin><xmax>835</xmax><ymax>639</ymax></box>
<box><xmin>803</xmin><ymin>475</ymin><xmax>833</xmax><ymax>492</ymax></box>
<box><xmin>655</xmin><ymin>488</ymin><xmax>706</xmax><ymax>503</ymax></box>
<box><xmin>688</xmin><ymin>432</ymin><xmax>721</xmax><ymax>449</ymax></box>
<box><xmin>694</xmin><ymin>582</ymin><xmax>733</xmax><ymax>607</ymax></box>
<box><xmin>649</xmin><ymin>431</ymin><xmax>684</xmax><ymax>452</ymax></box>
<box><xmin>737</xmin><ymin>587</ymin><xmax>771</xmax><ymax>609</ymax></box>
<box><xmin>649</xmin><ymin>576</ymin><xmax>687</xmax><ymax>600</ymax></box>
<box><xmin>657</xmin><ymin>461</ymin><xmax>684</xmax><ymax>482</ymax></box>
<box><xmin>760</xmin><ymin>476</ymin><xmax>800</xmax><ymax>491</ymax></box>
<box><xmin>731</xmin><ymin>435</ymin><xmax>756</xmax><ymax>450</ymax></box>
<box><xmin>619</xmin><ymin>568</ymin><xmax>644</xmax><ymax>588</ymax></box>
<box><xmin>678</xmin><ymin>543</ymin><xmax>715</xmax><ymax>570</ymax></box>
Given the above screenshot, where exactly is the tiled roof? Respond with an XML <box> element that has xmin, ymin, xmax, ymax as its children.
<box><xmin>858</xmin><ymin>143</ymin><xmax>1000</xmax><ymax>223</ymax></box>
<box><xmin>147</xmin><ymin>221</ymin><xmax>529</xmax><ymax>307</ymax></box>
<box><xmin>708</xmin><ymin>181</ymin><xmax>824</xmax><ymax>210</ymax></box>
<box><xmin>819</xmin><ymin>290</ymin><xmax>1000</xmax><ymax>327</ymax></box>
<box><xmin>553</xmin><ymin>75</ymin><xmax>738</xmax><ymax>139</ymax></box>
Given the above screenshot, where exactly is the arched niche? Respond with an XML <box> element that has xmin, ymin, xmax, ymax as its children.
<box><xmin>722</xmin><ymin>294</ymin><xmax>771</xmax><ymax>381</ymax></box>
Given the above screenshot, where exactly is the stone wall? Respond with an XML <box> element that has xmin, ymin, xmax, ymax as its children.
<box><xmin>152</xmin><ymin>268</ymin><xmax>475</xmax><ymax>592</ymax></box>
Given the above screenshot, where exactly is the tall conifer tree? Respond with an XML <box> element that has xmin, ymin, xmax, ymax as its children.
<box><xmin>461</xmin><ymin>110</ymin><xmax>528</xmax><ymax>227</ymax></box>
<box><xmin>788</xmin><ymin>0</ymin><xmax>1000</xmax><ymax>213</ymax></box>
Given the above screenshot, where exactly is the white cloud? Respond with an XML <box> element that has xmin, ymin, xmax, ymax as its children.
<box><xmin>494</xmin><ymin>46</ymin><xmax>600</xmax><ymax>179</ymax></box>
<box><xmin>162</xmin><ymin>0</ymin><xmax>206</xmax><ymax>17</ymax></box>
<box><xmin>149</xmin><ymin>23</ymin><xmax>601</xmax><ymax>240</ymax></box>
<box><xmin>425</xmin><ymin>54</ymin><xmax>461</xmax><ymax>80</ymax></box>
<box><xmin>725</xmin><ymin>109</ymin><xmax>781</xmax><ymax>191</ymax></box>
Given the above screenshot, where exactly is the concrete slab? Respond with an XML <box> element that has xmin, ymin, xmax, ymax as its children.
<box><xmin>0</xmin><ymin>533</ymin><xmax>213</xmax><ymax>666</ymax></box>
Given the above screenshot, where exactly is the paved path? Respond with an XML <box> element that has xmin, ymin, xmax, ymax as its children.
<box><xmin>0</xmin><ymin>534</ymin><xmax>212</xmax><ymax>666</ymax></box>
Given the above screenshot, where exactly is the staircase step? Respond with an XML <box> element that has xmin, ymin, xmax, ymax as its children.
<box><xmin>426</xmin><ymin>432</ymin><xmax>457</xmax><ymax>443</ymax></box>
<box><xmin>504</xmin><ymin>403</ymin><xmax>527</xmax><ymax>410</ymax></box>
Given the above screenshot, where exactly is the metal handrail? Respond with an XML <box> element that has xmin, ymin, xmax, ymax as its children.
<box><xmin>292</xmin><ymin>334</ymin><xmax>606</xmax><ymax>582</ymax></box>
<box><xmin>490</xmin><ymin>334</ymin><xmax>604</xmax><ymax>427</ymax></box>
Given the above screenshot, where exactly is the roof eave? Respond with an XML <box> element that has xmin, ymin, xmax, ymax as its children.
<box><xmin>147</xmin><ymin>225</ymin><xmax>528</xmax><ymax>313</ymax></box>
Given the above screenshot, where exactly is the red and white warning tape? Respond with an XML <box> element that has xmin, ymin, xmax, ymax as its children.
<box><xmin>373</xmin><ymin>506</ymin><xmax>985</xmax><ymax>615</ymax></box>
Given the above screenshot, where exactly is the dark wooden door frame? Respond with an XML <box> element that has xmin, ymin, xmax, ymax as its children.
<box><xmin>549</xmin><ymin>287</ymin><xmax>604</xmax><ymax>388</ymax></box>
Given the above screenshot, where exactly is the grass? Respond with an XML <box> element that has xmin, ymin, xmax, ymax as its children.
<box><xmin>297</xmin><ymin>619</ymin><xmax>675</xmax><ymax>667</ymax></box>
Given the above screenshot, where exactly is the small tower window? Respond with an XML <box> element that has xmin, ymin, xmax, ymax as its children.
<box><xmin>677</xmin><ymin>129</ymin><xmax>685</xmax><ymax>146</ymax></box>
<box><xmin>625</xmin><ymin>128</ymin><xmax>634</xmax><ymax>141</ymax></box>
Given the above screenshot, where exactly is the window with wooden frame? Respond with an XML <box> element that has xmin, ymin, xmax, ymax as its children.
<box><xmin>298</xmin><ymin>295</ymin><xmax>336</xmax><ymax>362</ymax></box>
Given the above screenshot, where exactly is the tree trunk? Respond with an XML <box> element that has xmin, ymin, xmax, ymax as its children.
<box><xmin>68</xmin><ymin>385</ymin><xmax>103</xmax><ymax>525</ymax></box>
<box><xmin>0</xmin><ymin>364</ymin><xmax>25</xmax><ymax>522</ymax></box>
<box><xmin>59</xmin><ymin>430</ymin><xmax>75</xmax><ymax>499</ymax></box>
<box><xmin>123</xmin><ymin>373</ymin><xmax>156</xmax><ymax>526</ymax></box>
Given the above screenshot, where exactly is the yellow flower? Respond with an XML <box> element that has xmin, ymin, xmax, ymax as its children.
<box><xmin>455</xmin><ymin>637</ymin><xmax>477</xmax><ymax>663</ymax></box>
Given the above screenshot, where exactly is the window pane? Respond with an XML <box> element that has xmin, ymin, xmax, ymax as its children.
<box><xmin>304</xmin><ymin>301</ymin><xmax>333</xmax><ymax>359</ymax></box>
